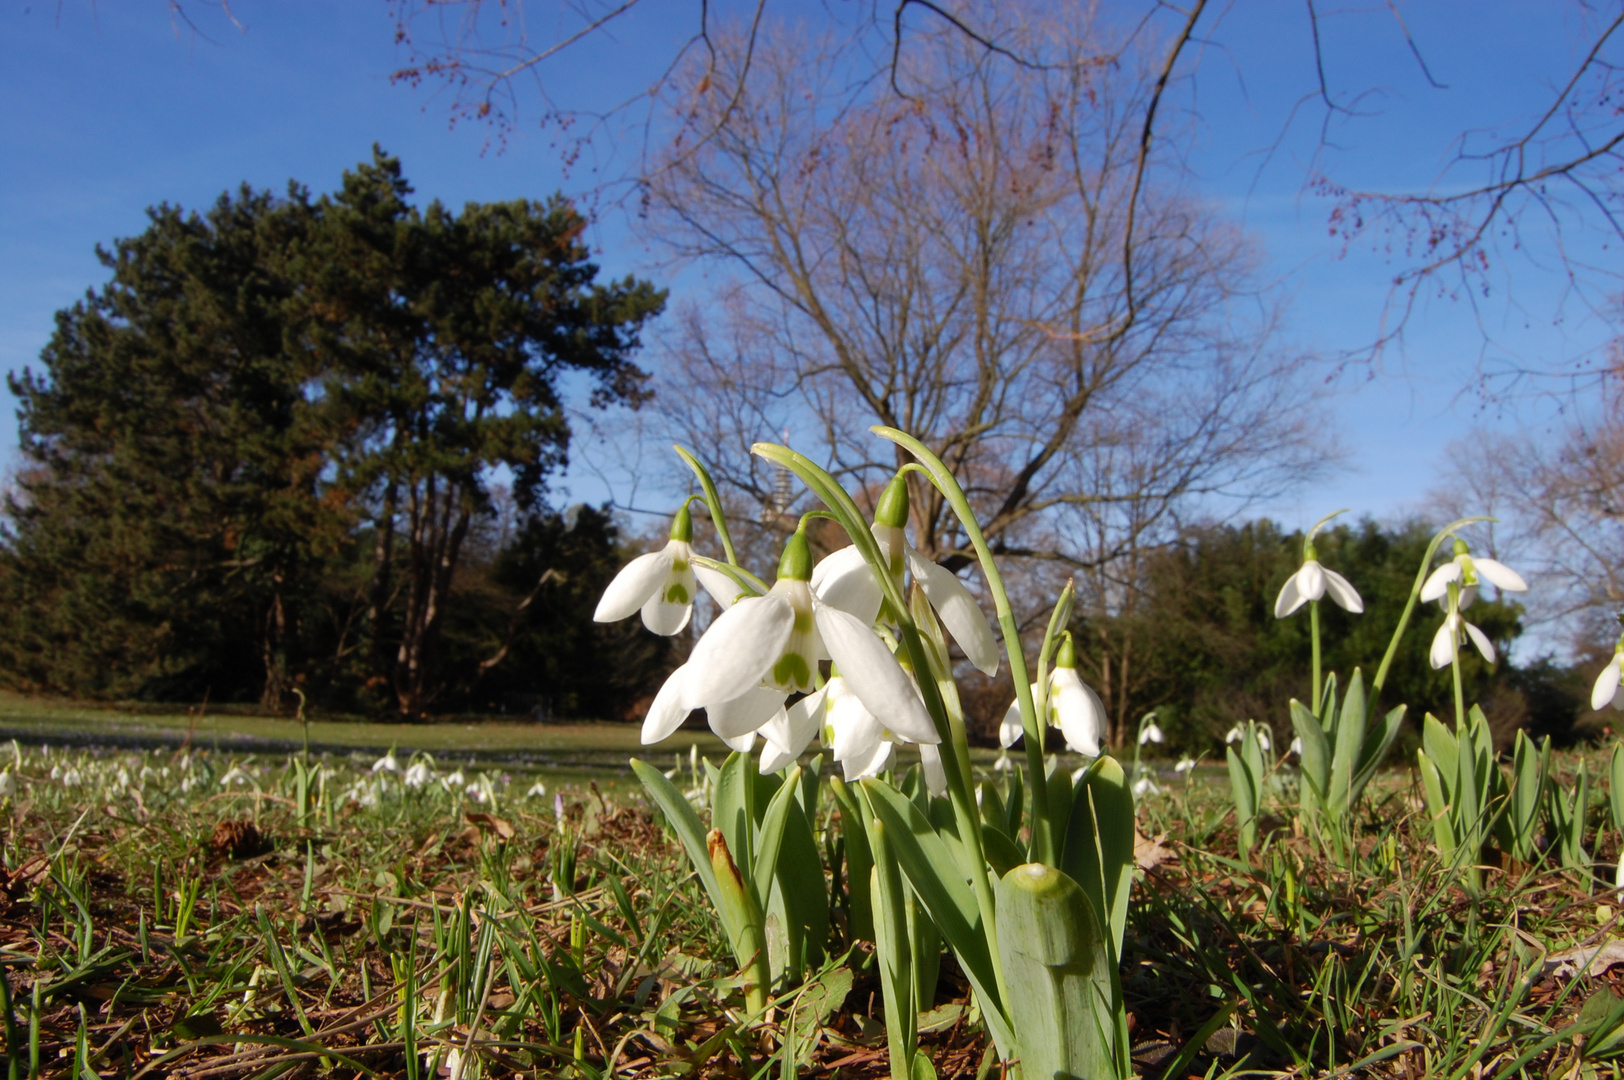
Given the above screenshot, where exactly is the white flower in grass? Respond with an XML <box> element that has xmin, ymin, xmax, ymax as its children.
<box><xmin>809</xmin><ymin>476</ymin><xmax>1001</xmax><ymax>677</ymax></box>
<box><xmin>1420</xmin><ymin>540</ymin><xmax>1527</xmax><ymax>611</ymax></box>
<box><xmin>1174</xmin><ymin>756</ymin><xmax>1195</xmax><ymax>775</ymax></box>
<box><xmin>0</xmin><ymin>771</ymin><xmax>15</xmax><ymax>799</ymax></box>
<box><xmin>526</xmin><ymin>780</ymin><xmax>549</xmax><ymax>798</ymax></box>
<box><xmin>1593</xmin><ymin>644</ymin><xmax>1624</xmax><ymax>711</ymax></box>
<box><xmin>1289</xmin><ymin>736</ymin><xmax>1304</xmax><ymax>756</ymax></box>
<box><xmin>403</xmin><ymin>761</ymin><xmax>433</xmax><ymax>789</ymax></box>
<box><xmin>1000</xmin><ymin>635</ymin><xmax>1108</xmax><ymax>757</ymax></box>
<box><xmin>992</xmin><ymin>750</ymin><xmax>1013</xmax><ymax>773</ymax></box>
<box><xmin>1224</xmin><ymin>725</ymin><xmax>1243</xmax><ymax>745</ymax></box>
<box><xmin>1274</xmin><ymin>558</ymin><xmax>1363</xmax><ymax>617</ymax></box>
<box><xmin>594</xmin><ymin>505</ymin><xmax>744</xmax><ymax>635</ymax></box>
<box><xmin>641</xmin><ymin>531</ymin><xmax>937</xmax><ymax>756</ymax></box>
<box><xmin>371</xmin><ymin>751</ymin><xmax>400</xmax><ymax>775</ymax></box>
<box><xmin>218</xmin><ymin>766</ymin><xmax>251</xmax><ymax>788</ymax></box>
<box><xmin>1429</xmin><ymin>610</ymin><xmax>1498</xmax><ymax>669</ymax></box>
<box><xmin>1131</xmin><ymin>775</ymin><xmax>1161</xmax><ymax>798</ymax></box>
<box><xmin>441</xmin><ymin>769</ymin><xmax>466</xmax><ymax>792</ymax></box>
<box><xmin>1139</xmin><ymin>720</ymin><xmax>1165</xmax><ymax>746</ymax></box>
<box><xmin>1257</xmin><ymin>728</ymin><xmax>1272</xmax><ymax>752</ymax></box>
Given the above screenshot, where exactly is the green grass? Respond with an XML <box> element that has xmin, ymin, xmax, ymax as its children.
<box><xmin>2</xmin><ymin>737</ymin><xmax>1622</xmax><ymax>1078</ymax></box>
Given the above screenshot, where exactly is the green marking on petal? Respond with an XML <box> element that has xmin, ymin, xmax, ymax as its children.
<box><xmin>774</xmin><ymin>652</ymin><xmax>812</xmax><ymax>689</ymax></box>
<box><xmin>665</xmin><ymin>583</ymin><xmax>690</xmax><ymax>604</ymax></box>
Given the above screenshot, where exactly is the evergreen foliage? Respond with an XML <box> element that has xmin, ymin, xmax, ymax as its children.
<box><xmin>0</xmin><ymin>151</ymin><xmax>667</xmax><ymax>717</ymax></box>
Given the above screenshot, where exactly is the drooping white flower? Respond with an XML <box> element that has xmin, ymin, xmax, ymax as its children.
<box><xmin>757</xmin><ymin>685</ymin><xmax>832</xmax><ymax>774</ymax></box>
<box><xmin>526</xmin><ymin>780</ymin><xmax>549</xmax><ymax>798</ymax></box>
<box><xmin>641</xmin><ymin>531</ymin><xmax>937</xmax><ymax>754</ymax></box>
<box><xmin>992</xmin><ymin>750</ymin><xmax>1013</xmax><ymax>773</ymax></box>
<box><xmin>593</xmin><ymin>506</ymin><xmax>707</xmax><ymax>635</ymax></box>
<box><xmin>1289</xmin><ymin>736</ymin><xmax>1304</xmax><ymax>756</ymax></box>
<box><xmin>403</xmin><ymin>761</ymin><xmax>433</xmax><ymax>789</ymax></box>
<box><xmin>0</xmin><ymin>771</ymin><xmax>15</xmax><ymax>799</ymax></box>
<box><xmin>1256</xmin><ymin>728</ymin><xmax>1273</xmax><ymax>752</ymax></box>
<box><xmin>1139</xmin><ymin>720</ymin><xmax>1165</xmax><ymax>746</ymax></box>
<box><xmin>1224</xmin><ymin>725</ymin><xmax>1243</xmax><ymax>745</ymax></box>
<box><xmin>441</xmin><ymin>769</ymin><xmax>466</xmax><ymax>792</ymax></box>
<box><xmin>1420</xmin><ymin>540</ymin><xmax>1527</xmax><ymax>611</ymax></box>
<box><xmin>1274</xmin><ymin>559</ymin><xmax>1363</xmax><ymax>617</ymax></box>
<box><xmin>1594</xmin><ymin>648</ymin><xmax>1624</xmax><ymax>711</ymax></box>
<box><xmin>809</xmin><ymin>475</ymin><xmax>1000</xmax><ymax>677</ymax></box>
<box><xmin>1174</xmin><ymin>756</ymin><xmax>1195</xmax><ymax>775</ymax></box>
<box><xmin>372</xmin><ymin>751</ymin><xmax>400</xmax><ymax>775</ymax></box>
<box><xmin>1131</xmin><ymin>775</ymin><xmax>1161</xmax><ymax>798</ymax></box>
<box><xmin>1000</xmin><ymin>635</ymin><xmax>1108</xmax><ymax>757</ymax></box>
<box><xmin>1429</xmin><ymin>610</ymin><xmax>1497</xmax><ymax>669</ymax></box>
<box><xmin>817</xmin><ymin>671</ymin><xmax>942</xmax><ymax>783</ymax></box>
<box><xmin>219</xmin><ymin>766</ymin><xmax>251</xmax><ymax>788</ymax></box>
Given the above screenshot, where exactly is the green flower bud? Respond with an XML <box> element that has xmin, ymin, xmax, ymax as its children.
<box><xmin>670</xmin><ymin>503</ymin><xmax>693</xmax><ymax>543</ymax></box>
<box><xmin>1055</xmin><ymin>632</ymin><xmax>1077</xmax><ymax>670</ymax></box>
<box><xmin>778</xmin><ymin>529</ymin><xmax>813</xmax><ymax>582</ymax></box>
<box><xmin>875</xmin><ymin>474</ymin><xmax>910</xmax><ymax>529</ymax></box>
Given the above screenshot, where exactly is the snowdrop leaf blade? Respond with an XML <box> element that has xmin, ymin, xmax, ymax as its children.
<box><xmin>684</xmin><ymin>596</ymin><xmax>795</xmax><ymax>707</ymax></box>
<box><xmin>816</xmin><ymin>605</ymin><xmax>939</xmax><ymax>744</ymax></box>
<box><xmin>642</xmin><ymin>666</ymin><xmax>693</xmax><ymax>744</ymax></box>
<box><xmin>1322</xmin><ymin>568</ymin><xmax>1364</xmax><ymax>613</ymax></box>
<box><xmin>629</xmin><ymin>760</ymin><xmax>737</xmax><ymax>942</ymax></box>
<box><xmin>594</xmin><ymin>550</ymin><xmax>669</xmax><ymax>622</ymax></box>
<box><xmin>908</xmin><ymin>551</ymin><xmax>1000</xmax><ymax>676</ymax></box>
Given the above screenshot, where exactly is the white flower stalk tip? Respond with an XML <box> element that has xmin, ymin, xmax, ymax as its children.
<box><xmin>594</xmin><ymin>505</ymin><xmax>704</xmax><ymax>635</ymax></box>
<box><xmin>810</xmin><ymin>475</ymin><xmax>1001</xmax><ymax>677</ymax></box>
<box><xmin>642</xmin><ymin>529</ymin><xmax>938</xmax><ymax>754</ymax></box>
<box><xmin>1593</xmin><ymin>646</ymin><xmax>1624</xmax><ymax>711</ymax></box>
<box><xmin>1420</xmin><ymin>540</ymin><xmax>1527</xmax><ymax>611</ymax></box>
<box><xmin>1275</xmin><ymin>548</ymin><xmax>1363</xmax><ymax>619</ymax></box>
<box><xmin>1001</xmin><ymin>635</ymin><xmax>1108</xmax><ymax>757</ymax></box>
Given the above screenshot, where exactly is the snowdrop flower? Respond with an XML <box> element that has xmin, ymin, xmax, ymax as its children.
<box><xmin>1289</xmin><ymin>736</ymin><xmax>1303</xmax><ymax>756</ymax></box>
<box><xmin>371</xmin><ymin>751</ymin><xmax>400</xmax><ymax>775</ymax></box>
<box><xmin>219</xmin><ymin>765</ymin><xmax>252</xmax><ymax>788</ymax></box>
<box><xmin>440</xmin><ymin>769</ymin><xmax>466</xmax><ymax>792</ymax></box>
<box><xmin>1224</xmin><ymin>725</ymin><xmax>1243</xmax><ymax>745</ymax></box>
<box><xmin>1593</xmin><ymin>637</ymin><xmax>1624</xmax><ymax>711</ymax></box>
<box><xmin>1000</xmin><ymin>634</ymin><xmax>1108</xmax><ymax>756</ymax></box>
<box><xmin>593</xmin><ymin>504</ymin><xmax>711</xmax><ymax>635</ymax></box>
<box><xmin>809</xmin><ymin>475</ymin><xmax>1000</xmax><ymax>676</ymax></box>
<box><xmin>1139</xmin><ymin>719</ymin><xmax>1165</xmax><ymax>746</ymax></box>
<box><xmin>757</xmin><ymin>685</ymin><xmax>832</xmax><ymax>774</ymax></box>
<box><xmin>1256</xmin><ymin>728</ymin><xmax>1272</xmax><ymax>753</ymax></box>
<box><xmin>641</xmin><ymin>529</ymin><xmax>937</xmax><ymax>754</ymax></box>
<box><xmin>0</xmin><ymin>771</ymin><xmax>14</xmax><ymax>799</ymax></box>
<box><xmin>1174</xmin><ymin>755</ymin><xmax>1196</xmax><ymax>775</ymax></box>
<box><xmin>526</xmin><ymin>780</ymin><xmax>549</xmax><ymax>798</ymax></box>
<box><xmin>1274</xmin><ymin>542</ymin><xmax>1363</xmax><ymax>617</ymax></box>
<box><xmin>403</xmin><ymin>761</ymin><xmax>433</xmax><ymax>789</ymax></box>
<box><xmin>139</xmin><ymin>765</ymin><xmax>158</xmax><ymax>786</ymax></box>
<box><xmin>1131</xmin><ymin>775</ymin><xmax>1161</xmax><ymax>798</ymax></box>
<box><xmin>1429</xmin><ymin>610</ymin><xmax>1498</xmax><ymax>669</ymax></box>
<box><xmin>992</xmin><ymin>750</ymin><xmax>1013</xmax><ymax>773</ymax></box>
<box><xmin>1421</xmin><ymin>539</ymin><xmax>1527</xmax><ymax>611</ymax></box>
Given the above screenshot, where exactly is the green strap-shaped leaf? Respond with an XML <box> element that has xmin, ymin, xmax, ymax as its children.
<box><xmin>1350</xmin><ymin>703</ymin><xmax>1406</xmax><ymax>805</ymax></box>
<box><xmin>709</xmin><ymin>828</ymin><xmax>770</xmax><ymax>1013</ymax></box>
<box><xmin>1061</xmin><ymin>756</ymin><xmax>1135</xmax><ymax>960</ymax></box>
<box><xmin>995</xmin><ymin>864</ymin><xmax>1122</xmax><ymax>1080</ymax></box>
<box><xmin>1226</xmin><ymin>745</ymin><xmax>1258</xmax><ymax>861</ymax></box>
<box><xmin>713</xmin><ymin>751</ymin><xmax>756</xmax><ymax>882</ymax></box>
<box><xmin>1415</xmin><ymin>750</ymin><xmax>1456</xmax><ymax>861</ymax></box>
<box><xmin>981</xmin><ymin>824</ymin><xmax>1025</xmax><ymax>879</ymax></box>
<box><xmin>860</xmin><ymin>779</ymin><xmax>1015</xmax><ymax>1056</ymax></box>
<box><xmin>1005</xmin><ymin>763</ymin><xmax>1025</xmax><ymax>840</ymax></box>
<box><xmin>776</xmin><ymin>795</ymin><xmax>830</xmax><ymax>971</ymax></box>
<box><xmin>631</xmin><ymin>759</ymin><xmax>740</xmax><ymax>947</ymax></box>
<box><xmin>1326</xmin><ymin>669</ymin><xmax>1367</xmax><ymax>818</ymax></box>
<box><xmin>980</xmin><ymin>780</ymin><xmax>1008</xmax><ymax>832</ymax></box>
<box><xmin>753</xmin><ymin>766</ymin><xmax>802</xmax><ymax>904</ymax></box>
<box><xmin>869</xmin><ymin>819</ymin><xmax>917</xmax><ymax>1080</ymax></box>
<box><xmin>1288</xmin><ymin>698</ymin><xmax>1331</xmax><ymax>814</ymax></box>
<box><xmin>1421</xmin><ymin>714</ymin><xmax>1458</xmax><ymax>801</ymax></box>
<box><xmin>1611</xmin><ymin>744</ymin><xmax>1624</xmax><ymax>839</ymax></box>
<box><xmin>828</xmin><ymin>775</ymin><xmax>874</xmax><ymax>942</ymax></box>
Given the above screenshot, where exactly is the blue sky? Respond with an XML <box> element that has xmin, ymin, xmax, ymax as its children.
<box><xmin>1</xmin><ymin>1</ymin><xmax>1611</xmax><ymax>535</ymax></box>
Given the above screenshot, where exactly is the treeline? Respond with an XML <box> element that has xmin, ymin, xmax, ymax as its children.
<box><xmin>0</xmin><ymin>151</ymin><xmax>672</xmax><ymax>717</ymax></box>
<box><xmin>1064</xmin><ymin>518</ymin><xmax>1582</xmax><ymax>752</ymax></box>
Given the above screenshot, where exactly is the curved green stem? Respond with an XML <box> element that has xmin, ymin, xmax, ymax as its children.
<box><xmin>674</xmin><ymin>445</ymin><xmax>739</xmax><ymax>567</ymax></box>
<box><xmin>1371</xmin><ymin>516</ymin><xmax>1493</xmax><ymax>698</ymax></box>
<box><xmin>872</xmin><ymin>426</ymin><xmax>1056</xmax><ymax>865</ymax></box>
<box><xmin>1448</xmin><ymin>584</ymin><xmax>1466</xmax><ymax>731</ymax></box>
<box><xmin>1310</xmin><ymin>599</ymin><xmax>1322</xmax><ymax>716</ymax></box>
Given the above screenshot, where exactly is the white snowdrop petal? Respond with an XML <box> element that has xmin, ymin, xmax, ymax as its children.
<box><xmin>640</xmin><ymin>594</ymin><xmax>693</xmax><ymax>636</ymax></box>
<box><xmin>721</xmin><ymin>730</ymin><xmax>756</xmax><ymax>753</ymax></box>
<box><xmin>706</xmin><ymin>686</ymin><xmax>788</xmax><ymax>738</ymax></box>
<box><xmin>815</xmin><ymin>604</ymin><xmax>939</xmax><ymax>744</ymax></box>
<box><xmin>1054</xmin><ymin>682</ymin><xmax>1105</xmax><ymax>756</ymax></box>
<box><xmin>918</xmin><ymin>744</ymin><xmax>947</xmax><ymax>797</ymax></box>
<box><xmin>1274</xmin><ymin>575</ymin><xmax>1307</xmax><ymax>618</ymax></box>
<box><xmin>843</xmin><ymin>737</ymin><xmax>894</xmax><ymax>781</ymax></box>
<box><xmin>1464</xmin><ymin>621</ymin><xmax>1497</xmax><ymax>665</ymax></box>
<box><xmin>999</xmin><ymin>699</ymin><xmax>1026</xmax><ymax>748</ymax></box>
<box><xmin>694</xmin><ymin>562</ymin><xmax>754</xmax><ymax>607</ymax></box>
<box><xmin>683</xmin><ymin>596</ymin><xmax>795</xmax><ymax>708</ymax></box>
<box><xmin>594</xmin><ymin>551</ymin><xmax>670</xmax><ymax>622</ymax></box>
<box><xmin>908</xmin><ymin>550</ymin><xmax>1000</xmax><ymax>676</ymax></box>
<box><xmin>1298</xmin><ymin>561</ymin><xmax>1326</xmax><ymax>602</ymax></box>
<box><xmin>1420</xmin><ymin>563</ymin><xmax>1459</xmax><ymax>603</ymax></box>
<box><xmin>756</xmin><ymin>712</ymin><xmax>798</xmax><ymax>774</ymax></box>
<box><xmin>782</xmin><ymin>685</ymin><xmax>830</xmax><ymax>758</ymax></box>
<box><xmin>1429</xmin><ymin>622</ymin><xmax>1456</xmax><ymax>669</ymax></box>
<box><xmin>1473</xmin><ymin>558</ymin><xmax>1528</xmax><ymax>593</ymax></box>
<box><xmin>1593</xmin><ymin>660</ymin><xmax>1622</xmax><ymax>711</ymax></box>
<box><xmin>829</xmin><ymin>688</ymin><xmax>884</xmax><ymax>764</ymax></box>
<box><xmin>811</xmin><ymin>547</ymin><xmax>885</xmax><ymax>626</ymax></box>
<box><xmin>1322</xmin><ymin>569</ymin><xmax>1364</xmax><ymax>614</ymax></box>
<box><xmin>642</xmin><ymin>665</ymin><xmax>693</xmax><ymax>744</ymax></box>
